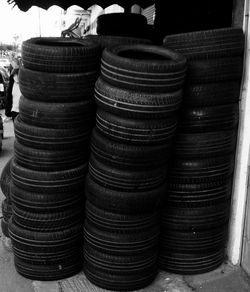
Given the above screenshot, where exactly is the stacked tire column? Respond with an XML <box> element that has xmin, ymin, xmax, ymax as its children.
<box><xmin>8</xmin><ymin>37</ymin><xmax>101</xmax><ymax>280</ymax></box>
<box><xmin>160</xmin><ymin>27</ymin><xmax>244</xmax><ymax>274</ymax></box>
<box><xmin>83</xmin><ymin>44</ymin><xmax>187</xmax><ymax>290</ymax></box>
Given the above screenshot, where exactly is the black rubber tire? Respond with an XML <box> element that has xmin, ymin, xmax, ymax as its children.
<box><xmin>9</xmin><ymin>217</ymin><xmax>83</xmax><ymax>254</ymax></box>
<box><xmin>96</xmin><ymin>108</ymin><xmax>178</xmax><ymax>145</ymax></box>
<box><xmin>1</xmin><ymin>218</ymin><xmax>9</xmax><ymax>237</ymax></box>
<box><xmin>96</xmin><ymin>13</ymin><xmax>148</xmax><ymax>38</ymax></box>
<box><xmin>85</xmin><ymin>174</ymin><xmax>165</xmax><ymax>214</ymax></box>
<box><xmin>10</xmin><ymin>181</ymin><xmax>84</xmax><ymax>213</ymax></box>
<box><xmin>91</xmin><ymin>127</ymin><xmax>172</xmax><ymax>170</ymax></box>
<box><xmin>14</xmin><ymin>256</ymin><xmax>83</xmax><ymax>281</ymax></box>
<box><xmin>1</xmin><ymin>199</ymin><xmax>12</xmax><ymax>220</ymax></box>
<box><xmin>85</xmin><ymin>35</ymin><xmax>152</xmax><ymax>49</ymax></box>
<box><xmin>167</xmin><ymin>155</ymin><xmax>234</xmax><ymax>183</ymax></box>
<box><xmin>161</xmin><ymin>227</ymin><xmax>228</xmax><ymax>252</ymax></box>
<box><xmin>187</xmin><ymin>56</ymin><xmax>243</xmax><ymax>83</ymax></box>
<box><xmin>161</xmin><ymin>203</ymin><xmax>230</xmax><ymax>231</ymax></box>
<box><xmin>178</xmin><ymin>104</ymin><xmax>239</xmax><ymax>133</ymax></box>
<box><xmin>0</xmin><ymin>157</ymin><xmax>13</xmax><ymax>201</ymax></box>
<box><xmin>14</xmin><ymin>139</ymin><xmax>89</xmax><ymax>171</ymax></box>
<box><xmin>174</xmin><ymin>130</ymin><xmax>237</xmax><ymax>158</ymax></box>
<box><xmin>19</xmin><ymin>95</ymin><xmax>95</xmax><ymax>129</ymax></box>
<box><xmin>12</xmin><ymin>203</ymin><xmax>84</xmax><ymax>231</ymax></box>
<box><xmin>163</xmin><ymin>28</ymin><xmax>244</xmax><ymax>46</ymax></box>
<box><xmin>84</xmin><ymin>219</ymin><xmax>159</xmax><ymax>255</ymax></box>
<box><xmin>22</xmin><ymin>37</ymin><xmax>101</xmax><ymax>73</ymax></box>
<box><xmin>88</xmin><ymin>153</ymin><xmax>166</xmax><ymax>191</ymax></box>
<box><xmin>163</xmin><ymin>27</ymin><xmax>244</xmax><ymax>60</ymax></box>
<box><xmin>85</xmin><ymin>200</ymin><xmax>158</xmax><ymax>233</ymax></box>
<box><xmin>19</xmin><ymin>66</ymin><xmax>99</xmax><ymax>102</ymax></box>
<box><xmin>95</xmin><ymin>77</ymin><xmax>183</xmax><ymax>119</ymax></box>
<box><xmin>11</xmin><ymin>158</ymin><xmax>87</xmax><ymax>193</ymax></box>
<box><xmin>101</xmin><ymin>44</ymin><xmax>187</xmax><ymax>93</ymax></box>
<box><xmin>14</xmin><ymin>115</ymin><xmax>91</xmax><ymax>150</ymax></box>
<box><xmin>84</xmin><ymin>258</ymin><xmax>157</xmax><ymax>291</ymax></box>
<box><xmin>158</xmin><ymin>249</ymin><xmax>225</xmax><ymax>275</ymax></box>
<box><xmin>184</xmin><ymin>82</ymin><xmax>241</xmax><ymax>106</ymax></box>
<box><xmin>165</xmin><ymin>179</ymin><xmax>232</xmax><ymax>207</ymax></box>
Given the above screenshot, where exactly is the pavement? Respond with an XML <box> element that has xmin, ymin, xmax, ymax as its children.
<box><xmin>0</xmin><ymin>113</ymin><xmax>250</xmax><ymax>292</ymax></box>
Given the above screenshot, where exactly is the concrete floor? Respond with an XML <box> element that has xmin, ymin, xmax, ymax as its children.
<box><xmin>0</xmin><ymin>114</ymin><xmax>250</xmax><ymax>292</ymax></box>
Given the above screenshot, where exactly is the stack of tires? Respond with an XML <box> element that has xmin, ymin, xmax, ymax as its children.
<box><xmin>83</xmin><ymin>44</ymin><xmax>187</xmax><ymax>290</ymax></box>
<box><xmin>160</xmin><ymin>28</ymin><xmax>244</xmax><ymax>274</ymax></box>
<box><xmin>8</xmin><ymin>37</ymin><xmax>101</xmax><ymax>280</ymax></box>
<box><xmin>1</xmin><ymin>158</ymin><xmax>13</xmax><ymax>239</ymax></box>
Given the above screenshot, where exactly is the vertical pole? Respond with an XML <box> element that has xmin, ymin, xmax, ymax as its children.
<box><xmin>227</xmin><ymin>0</ymin><xmax>250</xmax><ymax>265</ymax></box>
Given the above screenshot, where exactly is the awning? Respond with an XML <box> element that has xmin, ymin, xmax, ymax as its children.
<box><xmin>7</xmin><ymin>0</ymin><xmax>155</xmax><ymax>12</ymax></box>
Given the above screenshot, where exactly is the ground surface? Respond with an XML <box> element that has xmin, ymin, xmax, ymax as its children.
<box><xmin>0</xmin><ymin>114</ymin><xmax>250</xmax><ymax>292</ymax></box>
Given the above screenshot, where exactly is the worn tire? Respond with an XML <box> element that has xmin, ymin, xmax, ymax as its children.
<box><xmin>14</xmin><ymin>115</ymin><xmax>91</xmax><ymax>150</ymax></box>
<box><xmin>11</xmin><ymin>159</ymin><xmax>87</xmax><ymax>193</ymax></box>
<box><xmin>19</xmin><ymin>66</ymin><xmax>99</xmax><ymax>102</ymax></box>
<box><xmin>187</xmin><ymin>56</ymin><xmax>243</xmax><ymax>83</ymax></box>
<box><xmin>184</xmin><ymin>82</ymin><xmax>240</xmax><ymax>106</ymax></box>
<box><xmin>97</xmin><ymin>13</ymin><xmax>148</xmax><ymax>38</ymax></box>
<box><xmin>96</xmin><ymin>108</ymin><xmax>178</xmax><ymax>145</ymax></box>
<box><xmin>85</xmin><ymin>174</ymin><xmax>165</xmax><ymax>214</ymax></box>
<box><xmin>19</xmin><ymin>95</ymin><xmax>95</xmax><ymax>129</ymax></box>
<box><xmin>178</xmin><ymin>104</ymin><xmax>239</xmax><ymax>133</ymax></box>
<box><xmin>14</xmin><ymin>139</ymin><xmax>89</xmax><ymax>171</ymax></box>
<box><xmin>163</xmin><ymin>27</ymin><xmax>244</xmax><ymax>60</ymax></box>
<box><xmin>22</xmin><ymin>37</ymin><xmax>101</xmax><ymax>73</ymax></box>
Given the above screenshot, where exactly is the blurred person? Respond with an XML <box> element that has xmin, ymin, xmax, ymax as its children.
<box><xmin>5</xmin><ymin>57</ymin><xmax>21</xmax><ymax>121</ymax></box>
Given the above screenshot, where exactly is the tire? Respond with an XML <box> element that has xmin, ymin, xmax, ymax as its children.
<box><xmin>85</xmin><ymin>200</ymin><xmax>158</xmax><ymax>233</ymax></box>
<box><xmin>167</xmin><ymin>155</ymin><xmax>234</xmax><ymax>183</ymax></box>
<box><xmin>187</xmin><ymin>57</ymin><xmax>243</xmax><ymax>83</ymax></box>
<box><xmin>10</xmin><ymin>181</ymin><xmax>84</xmax><ymax>213</ymax></box>
<box><xmin>84</xmin><ymin>219</ymin><xmax>159</xmax><ymax>255</ymax></box>
<box><xmin>12</xmin><ymin>203</ymin><xmax>84</xmax><ymax>231</ymax></box>
<box><xmin>85</xmin><ymin>174</ymin><xmax>165</xmax><ymax>214</ymax></box>
<box><xmin>101</xmin><ymin>44</ymin><xmax>187</xmax><ymax>92</ymax></box>
<box><xmin>85</xmin><ymin>35</ymin><xmax>152</xmax><ymax>49</ymax></box>
<box><xmin>11</xmin><ymin>158</ymin><xmax>87</xmax><ymax>193</ymax></box>
<box><xmin>160</xmin><ymin>228</ymin><xmax>228</xmax><ymax>253</ymax></box>
<box><xmin>91</xmin><ymin>127</ymin><xmax>172</xmax><ymax>170</ymax></box>
<box><xmin>0</xmin><ymin>157</ymin><xmax>13</xmax><ymax>201</ymax></box>
<box><xmin>84</xmin><ymin>258</ymin><xmax>157</xmax><ymax>291</ymax></box>
<box><xmin>19</xmin><ymin>66</ymin><xmax>99</xmax><ymax>102</ymax></box>
<box><xmin>158</xmin><ymin>249</ymin><xmax>225</xmax><ymax>275</ymax></box>
<box><xmin>96</xmin><ymin>108</ymin><xmax>178</xmax><ymax>145</ymax></box>
<box><xmin>174</xmin><ymin>130</ymin><xmax>237</xmax><ymax>158</ymax></box>
<box><xmin>22</xmin><ymin>37</ymin><xmax>101</xmax><ymax>73</ymax></box>
<box><xmin>14</xmin><ymin>115</ymin><xmax>91</xmax><ymax>150</ymax></box>
<box><xmin>165</xmin><ymin>179</ymin><xmax>232</xmax><ymax>207</ymax></box>
<box><xmin>14</xmin><ymin>139</ymin><xmax>89</xmax><ymax>171</ymax></box>
<box><xmin>161</xmin><ymin>202</ymin><xmax>230</xmax><ymax>232</ymax></box>
<box><xmin>19</xmin><ymin>95</ymin><xmax>95</xmax><ymax>129</ymax></box>
<box><xmin>97</xmin><ymin>13</ymin><xmax>148</xmax><ymax>38</ymax></box>
<box><xmin>184</xmin><ymin>82</ymin><xmax>240</xmax><ymax>106</ymax></box>
<box><xmin>14</xmin><ymin>256</ymin><xmax>83</xmax><ymax>281</ymax></box>
<box><xmin>95</xmin><ymin>77</ymin><xmax>183</xmax><ymax>119</ymax></box>
<box><xmin>88</xmin><ymin>153</ymin><xmax>166</xmax><ymax>191</ymax></box>
<box><xmin>178</xmin><ymin>104</ymin><xmax>239</xmax><ymax>133</ymax></box>
<box><xmin>163</xmin><ymin>27</ymin><xmax>244</xmax><ymax>60</ymax></box>
<box><xmin>9</xmin><ymin>217</ymin><xmax>83</xmax><ymax>254</ymax></box>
